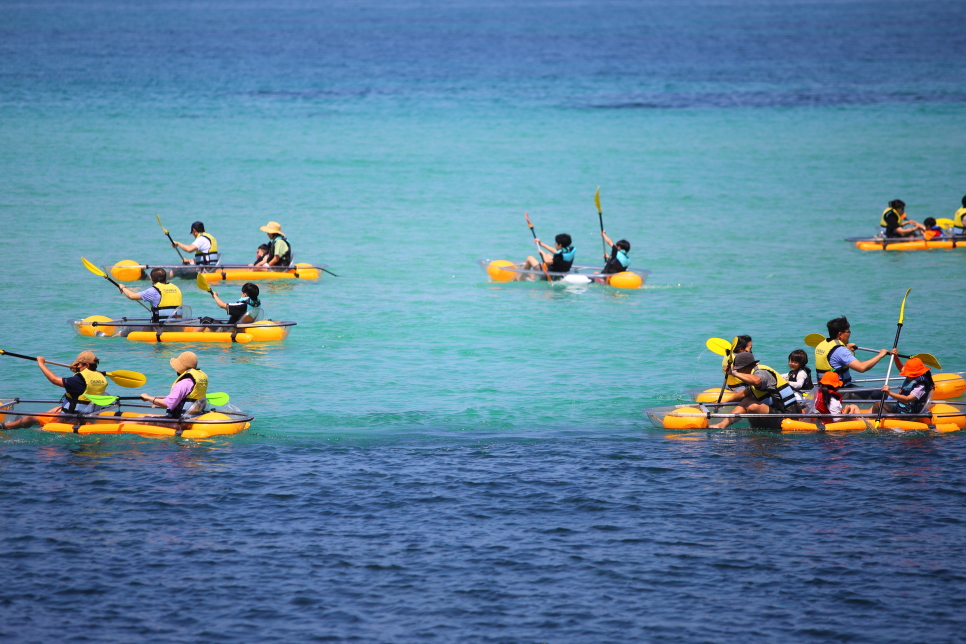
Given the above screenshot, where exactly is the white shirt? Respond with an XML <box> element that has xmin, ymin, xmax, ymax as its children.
<box><xmin>193</xmin><ymin>235</ymin><xmax>211</xmax><ymax>254</ymax></box>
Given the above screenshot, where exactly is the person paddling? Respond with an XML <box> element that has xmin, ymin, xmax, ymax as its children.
<box><xmin>140</xmin><ymin>351</ymin><xmax>209</xmax><ymax>419</ymax></box>
<box><xmin>711</xmin><ymin>352</ymin><xmax>801</xmax><ymax>429</ymax></box>
<box><xmin>119</xmin><ymin>268</ymin><xmax>184</xmax><ymax>322</ymax></box>
<box><xmin>1</xmin><ymin>351</ymin><xmax>108</xmax><ymax>430</ymax></box>
<box><xmin>600</xmin><ymin>230</ymin><xmax>631</xmax><ymax>274</ymax></box>
<box><xmin>170</xmin><ymin>221</ymin><xmax>220</xmax><ymax>266</ymax></box>
<box><xmin>880</xmin><ymin>199</ymin><xmax>924</xmax><ymax>238</ymax></box>
<box><xmin>516</xmin><ymin>233</ymin><xmax>575</xmax><ymax>281</ymax></box>
<box><xmin>870</xmin><ymin>356</ymin><xmax>934</xmax><ymax>417</ymax></box>
<box><xmin>812</xmin><ymin>372</ymin><xmax>861</xmax><ymax>422</ymax></box>
<box><xmin>253</xmin><ymin>221</ymin><xmax>292</xmax><ymax>268</ymax></box>
<box><xmin>954</xmin><ymin>195</ymin><xmax>966</xmax><ymax>236</ymax></box>
<box><xmin>814</xmin><ymin>317</ymin><xmax>894</xmax><ymax>395</ymax></box>
<box><xmin>722</xmin><ymin>335</ymin><xmax>753</xmax><ymax>392</ymax></box>
<box><xmin>210</xmin><ymin>283</ymin><xmax>262</xmax><ymax>324</ymax></box>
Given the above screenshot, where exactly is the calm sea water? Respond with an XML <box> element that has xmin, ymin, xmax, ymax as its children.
<box><xmin>2</xmin><ymin>0</ymin><xmax>966</xmax><ymax>641</ymax></box>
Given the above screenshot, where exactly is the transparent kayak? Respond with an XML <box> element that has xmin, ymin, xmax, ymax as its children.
<box><xmin>71</xmin><ymin>312</ymin><xmax>296</xmax><ymax>343</ymax></box>
<box><xmin>104</xmin><ymin>261</ymin><xmax>328</xmax><ymax>282</ymax></box>
<box><xmin>478</xmin><ymin>259</ymin><xmax>651</xmax><ymax>288</ymax></box>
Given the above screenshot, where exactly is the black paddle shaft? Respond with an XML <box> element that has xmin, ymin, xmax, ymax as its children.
<box><xmin>163</xmin><ymin>229</ymin><xmax>186</xmax><ymax>261</ymax></box>
<box><xmin>875</xmin><ymin>322</ymin><xmax>904</xmax><ymax>423</ymax></box>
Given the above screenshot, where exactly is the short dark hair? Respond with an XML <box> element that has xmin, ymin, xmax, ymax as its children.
<box><xmin>889</xmin><ymin>199</ymin><xmax>905</xmax><ymax>211</ymax></box>
<box><xmin>242</xmin><ymin>283</ymin><xmax>260</xmax><ymax>300</ymax></box>
<box><xmin>191</xmin><ymin>221</ymin><xmax>205</xmax><ymax>233</ymax></box>
<box><xmin>555</xmin><ymin>233</ymin><xmax>572</xmax><ymax>247</ymax></box>
<box><xmin>827</xmin><ymin>316</ymin><xmax>850</xmax><ymax>338</ymax></box>
<box><xmin>924</xmin><ymin>217</ymin><xmax>936</xmax><ymax>227</ymax></box>
<box><xmin>735</xmin><ymin>335</ymin><xmax>752</xmax><ymax>352</ymax></box>
<box><xmin>961</xmin><ymin>195</ymin><xmax>966</xmax><ymax>207</ymax></box>
<box><xmin>257</xmin><ymin>243</ymin><xmax>270</xmax><ymax>251</ymax></box>
<box><xmin>150</xmin><ymin>268</ymin><xmax>167</xmax><ymax>283</ymax></box>
<box><xmin>616</xmin><ymin>239</ymin><xmax>630</xmax><ymax>252</ymax></box>
<box><xmin>788</xmin><ymin>349</ymin><xmax>808</xmax><ymax>366</ymax></box>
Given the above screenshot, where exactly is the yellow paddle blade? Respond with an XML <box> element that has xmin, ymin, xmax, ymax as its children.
<box><xmin>81</xmin><ymin>256</ymin><xmax>107</xmax><ymax>278</ymax></box>
<box><xmin>196</xmin><ymin>272</ymin><xmax>211</xmax><ymax>292</ymax></box>
<box><xmin>594</xmin><ymin>186</ymin><xmax>601</xmax><ymax>214</ymax></box>
<box><xmin>156</xmin><ymin>214</ymin><xmax>169</xmax><ymax>235</ymax></box>
<box><xmin>804</xmin><ymin>333</ymin><xmax>826</xmax><ymax>347</ymax></box>
<box><xmin>913</xmin><ymin>353</ymin><xmax>942</xmax><ymax>370</ymax></box>
<box><xmin>705</xmin><ymin>338</ymin><xmax>731</xmax><ymax>356</ymax></box>
<box><xmin>936</xmin><ymin>218</ymin><xmax>955</xmax><ymax>229</ymax></box>
<box><xmin>105</xmin><ymin>370</ymin><xmax>146</xmax><ymax>388</ymax></box>
<box><xmin>898</xmin><ymin>287</ymin><xmax>912</xmax><ymax>324</ymax></box>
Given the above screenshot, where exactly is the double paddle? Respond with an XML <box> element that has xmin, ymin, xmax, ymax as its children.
<box><xmin>524</xmin><ymin>213</ymin><xmax>553</xmax><ymax>284</ymax></box>
<box><xmin>802</xmin><ymin>332</ymin><xmax>940</xmax><ymax>369</ymax></box>
<box><xmin>81</xmin><ymin>256</ymin><xmax>152</xmax><ymax>314</ymax></box>
<box><xmin>706</xmin><ymin>336</ymin><xmax>738</xmax><ymax>404</ymax></box>
<box><xmin>157</xmin><ymin>214</ymin><xmax>187</xmax><ymax>262</ymax></box>
<box><xmin>595</xmin><ymin>187</ymin><xmax>606</xmax><ymax>259</ymax></box>
<box><xmin>0</xmin><ymin>349</ymin><xmax>146</xmax><ymax>388</ymax></box>
<box><xmin>86</xmin><ymin>392</ymin><xmax>230</xmax><ymax>407</ymax></box>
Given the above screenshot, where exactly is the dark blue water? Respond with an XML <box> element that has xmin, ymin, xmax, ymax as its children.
<box><xmin>3</xmin><ymin>0</ymin><xmax>966</xmax><ymax>642</ymax></box>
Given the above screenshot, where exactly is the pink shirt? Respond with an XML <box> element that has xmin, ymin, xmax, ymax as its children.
<box><xmin>163</xmin><ymin>378</ymin><xmax>195</xmax><ymax>411</ymax></box>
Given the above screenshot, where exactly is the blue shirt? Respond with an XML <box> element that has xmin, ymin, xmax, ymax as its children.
<box><xmin>828</xmin><ymin>346</ymin><xmax>855</xmax><ymax>373</ymax></box>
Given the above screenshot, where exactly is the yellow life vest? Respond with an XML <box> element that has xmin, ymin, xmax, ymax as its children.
<box><xmin>815</xmin><ymin>338</ymin><xmax>854</xmax><ymax>385</ymax></box>
<box><xmin>879</xmin><ymin>207</ymin><xmax>905</xmax><ymax>227</ymax></box>
<box><xmin>152</xmin><ymin>282</ymin><xmax>182</xmax><ymax>318</ymax></box>
<box><xmin>722</xmin><ymin>354</ymin><xmax>744</xmax><ymax>388</ymax></box>
<box><xmin>173</xmin><ymin>368</ymin><xmax>208</xmax><ymax>401</ymax></box>
<box><xmin>195</xmin><ymin>232</ymin><xmax>220</xmax><ymax>264</ymax></box>
<box><xmin>749</xmin><ymin>364</ymin><xmax>789</xmax><ymax>401</ymax></box>
<box><xmin>65</xmin><ymin>368</ymin><xmax>108</xmax><ymax>405</ymax></box>
<box><xmin>954</xmin><ymin>207</ymin><xmax>966</xmax><ymax>228</ymax></box>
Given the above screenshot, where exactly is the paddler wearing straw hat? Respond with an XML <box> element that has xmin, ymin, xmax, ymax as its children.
<box><xmin>710</xmin><ymin>352</ymin><xmax>801</xmax><ymax>429</ymax></box>
<box><xmin>870</xmin><ymin>356</ymin><xmax>934</xmax><ymax>416</ymax></box>
<box><xmin>0</xmin><ymin>351</ymin><xmax>109</xmax><ymax>430</ymax></box>
<box><xmin>170</xmin><ymin>221</ymin><xmax>220</xmax><ymax>266</ymax></box>
<box><xmin>140</xmin><ymin>351</ymin><xmax>209</xmax><ymax>419</ymax></box>
<box><xmin>252</xmin><ymin>221</ymin><xmax>292</xmax><ymax>268</ymax></box>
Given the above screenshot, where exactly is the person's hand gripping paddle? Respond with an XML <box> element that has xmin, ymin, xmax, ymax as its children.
<box><xmin>525</xmin><ymin>213</ymin><xmax>553</xmax><ymax>284</ymax></box>
<box><xmin>81</xmin><ymin>257</ymin><xmax>152</xmax><ymax>314</ymax></box>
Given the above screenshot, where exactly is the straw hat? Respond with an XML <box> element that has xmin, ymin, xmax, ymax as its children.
<box><xmin>170</xmin><ymin>351</ymin><xmax>198</xmax><ymax>373</ymax></box>
<box><xmin>259</xmin><ymin>221</ymin><xmax>285</xmax><ymax>235</ymax></box>
<box><xmin>819</xmin><ymin>371</ymin><xmax>843</xmax><ymax>387</ymax></box>
<box><xmin>71</xmin><ymin>351</ymin><xmax>98</xmax><ymax>369</ymax></box>
<box><xmin>899</xmin><ymin>357</ymin><xmax>929</xmax><ymax>378</ymax></box>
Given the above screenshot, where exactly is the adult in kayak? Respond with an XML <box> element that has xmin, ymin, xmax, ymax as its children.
<box><xmin>119</xmin><ymin>267</ymin><xmax>184</xmax><ymax>322</ymax></box>
<box><xmin>253</xmin><ymin>221</ymin><xmax>292</xmax><ymax>268</ymax></box>
<box><xmin>516</xmin><ymin>233</ymin><xmax>575</xmax><ymax>281</ymax></box>
<box><xmin>710</xmin><ymin>352</ymin><xmax>801</xmax><ymax>429</ymax></box>
<box><xmin>140</xmin><ymin>351</ymin><xmax>209</xmax><ymax>419</ymax></box>
<box><xmin>171</xmin><ymin>221</ymin><xmax>220</xmax><ymax>266</ymax></box>
<box><xmin>953</xmin><ymin>195</ymin><xmax>966</xmax><ymax>236</ymax></box>
<box><xmin>0</xmin><ymin>351</ymin><xmax>108</xmax><ymax>430</ymax></box>
<box><xmin>210</xmin><ymin>283</ymin><xmax>261</xmax><ymax>324</ymax></box>
<box><xmin>870</xmin><ymin>356</ymin><xmax>935</xmax><ymax>417</ymax></box>
<box><xmin>880</xmin><ymin>199</ymin><xmax>924</xmax><ymax>238</ymax></box>
<box><xmin>722</xmin><ymin>335</ymin><xmax>753</xmax><ymax>392</ymax></box>
<box><xmin>814</xmin><ymin>317</ymin><xmax>894</xmax><ymax>392</ymax></box>
<box><xmin>600</xmin><ymin>230</ymin><xmax>631</xmax><ymax>274</ymax></box>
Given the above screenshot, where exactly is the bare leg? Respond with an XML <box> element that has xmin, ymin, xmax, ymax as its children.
<box><xmin>1</xmin><ymin>406</ymin><xmax>57</xmax><ymax>431</ymax></box>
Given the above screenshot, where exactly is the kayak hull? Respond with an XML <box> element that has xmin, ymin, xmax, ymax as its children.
<box><xmin>854</xmin><ymin>239</ymin><xmax>964</xmax><ymax>251</ymax></box>
<box><xmin>692</xmin><ymin>373</ymin><xmax>966</xmax><ymax>403</ymax></box>
<box><xmin>108</xmin><ymin>261</ymin><xmax>324</xmax><ymax>282</ymax></box>
<box><xmin>479</xmin><ymin>259</ymin><xmax>650</xmax><ymax>289</ymax></box>
<box><xmin>72</xmin><ymin>317</ymin><xmax>293</xmax><ymax>343</ymax></box>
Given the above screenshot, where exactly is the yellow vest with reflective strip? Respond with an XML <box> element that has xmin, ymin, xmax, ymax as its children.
<box><xmin>197</xmin><ymin>232</ymin><xmax>218</xmax><ymax>254</ymax></box>
<box><xmin>173</xmin><ymin>369</ymin><xmax>208</xmax><ymax>401</ymax></box>
<box><xmin>67</xmin><ymin>368</ymin><xmax>108</xmax><ymax>403</ymax></box>
<box><xmin>153</xmin><ymin>282</ymin><xmax>182</xmax><ymax>309</ymax></box>
<box><xmin>815</xmin><ymin>338</ymin><xmax>849</xmax><ymax>372</ymax></box>
<box><xmin>954</xmin><ymin>207</ymin><xmax>966</xmax><ymax>228</ymax></box>
<box><xmin>749</xmin><ymin>365</ymin><xmax>789</xmax><ymax>401</ymax></box>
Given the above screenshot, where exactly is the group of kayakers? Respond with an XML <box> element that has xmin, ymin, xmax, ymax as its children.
<box><xmin>711</xmin><ymin>316</ymin><xmax>934</xmax><ymax>429</ymax></box>
<box><xmin>169</xmin><ymin>220</ymin><xmax>293</xmax><ymax>268</ymax></box>
<box><xmin>879</xmin><ymin>196</ymin><xmax>966</xmax><ymax>239</ymax></box>
<box><xmin>518</xmin><ymin>229</ymin><xmax>631</xmax><ymax>280</ymax></box>
<box><xmin>0</xmin><ymin>350</ymin><xmax>207</xmax><ymax>430</ymax></box>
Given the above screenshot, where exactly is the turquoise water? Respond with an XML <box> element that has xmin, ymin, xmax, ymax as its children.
<box><xmin>2</xmin><ymin>0</ymin><xmax>966</xmax><ymax>641</ymax></box>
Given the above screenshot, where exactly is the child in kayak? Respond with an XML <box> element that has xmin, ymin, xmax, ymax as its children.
<box><xmin>209</xmin><ymin>283</ymin><xmax>262</xmax><ymax>324</ymax></box>
<box><xmin>812</xmin><ymin>372</ymin><xmax>861</xmax><ymax>422</ymax></box>
<box><xmin>785</xmin><ymin>349</ymin><xmax>814</xmax><ymax>399</ymax></box>
<box><xmin>922</xmin><ymin>217</ymin><xmax>945</xmax><ymax>240</ymax></box>
<box><xmin>600</xmin><ymin>230</ymin><xmax>631</xmax><ymax>274</ymax></box>
<box><xmin>870</xmin><ymin>356</ymin><xmax>934</xmax><ymax>416</ymax></box>
<box><xmin>517</xmin><ymin>233</ymin><xmax>575</xmax><ymax>280</ymax></box>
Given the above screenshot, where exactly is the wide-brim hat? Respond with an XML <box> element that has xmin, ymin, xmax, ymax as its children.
<box><xmin>899</xmin><ymin>357</ymin><xmax>929</xmax><ymax>378</ymax></box>
<box><xmin>732</xmin><ymin>352</ymin><xmax>759</xmax><ymax>370</ymax></box>
<box><xmin>259</xmin><ymin>221</ymin><xmax>284</xmax><ymax>235</ymax></box>
<box><xmin>71</xmin><ymin>350</ymin><xmax>98</xmax><ymax>368</ymax></box>
<box><xmin>819</xmin><ymin>371</ymin><xmax>843</xmax><ymax>387</ymax></box>
<box><xmin>170</xmin><ymin>351</ymin><xmax>198</xmax><ymax>373</ymax></box>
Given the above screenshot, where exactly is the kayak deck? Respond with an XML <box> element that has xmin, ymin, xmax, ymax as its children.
<box><xmin>72</xmin><ymin>316</ymin><xmax>296</xmax><ymax>343</ymax></box>
<box><xmin>0</xmin><ymin>399</ymin><xmax>253</xmax><ymax>439</ymax></box>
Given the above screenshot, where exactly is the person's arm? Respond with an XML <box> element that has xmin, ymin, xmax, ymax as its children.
<box><xmin>534</xmin><ymin>238</ymin><xmax>556</xmax><ymax>254</ymax></box>
<box><xmin>140</xmin><ymin>379</ymin><xmax>193</xmax><ymax>410</ymax></box>
<box><xmin>173</xmin><ymin>241</ymin><xmax>199</xmax><ymax>252</ymax></box>
<box><xmin>882</xmin><ymin>383</ymin><xmax>924</xmax><ymax>403</ymax></box>
<box><xmin>210</xmin><ymin>291</ymin><xmax>229</xmax><ymax>311</ymax></box>
<box><xmin>786</xmin><ymin>371</ymin><xmax>806</xmax><ymax>389</ymax></box>
<box><xmin>601</xmin><ymin>230</ymin><xmax>615</xmax><ymax>249</ymax></box>
<box><xmin>728</xmin><ymin>368</ymin><xmax>763</xmax><ymax>388</ymax></box>
<box><xmin>847</xmin><ymin>348</ymin><xmax>895</xmax><ymax>373</ymax></box>
<box><xmin>35</xmin><ymin>357</ymin><xmax>65</xmax><ymax>387</ymax></box>
<box><xmin>119</xmin><ymin>285</ymin><xmax>145</xmax><ymax>301</ymax></box>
